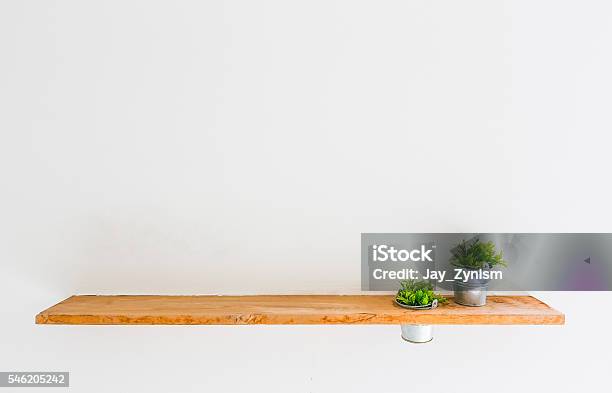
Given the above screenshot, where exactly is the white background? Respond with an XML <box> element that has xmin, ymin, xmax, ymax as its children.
<box><xmin>1</xmin><ymin>1</ymin><xmax>611</xmax><ymax>392</ymax></box>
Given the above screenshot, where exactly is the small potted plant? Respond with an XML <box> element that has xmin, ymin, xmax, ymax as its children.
<box><xmin>395</xmin><ymin>280</ymin><xmax>447</xmax><ymax>310</ymax></box>
<box><xmin>394</xmin><ymin>280</ymin><xmax>447</xmax><ymax>343</ymax></box>
<box><xmin>450</xmin><ymin>237</ymin><xmax>507</xmax><ymax>306</ymax></box>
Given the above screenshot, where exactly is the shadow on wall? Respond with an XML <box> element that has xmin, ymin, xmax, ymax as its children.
<box><xmin>32</xmin><ymin>207</ymin><xmax>357</xmax><ymax>294</ymax></box>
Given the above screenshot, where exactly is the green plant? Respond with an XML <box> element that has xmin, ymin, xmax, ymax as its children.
<box><xmin>395</xmin><ymin>280</ymin><xmax>447</xmax><ymax>306</ymax></box>
<box><xmin>449</xmin><ymin>238</ymin><xmax>507</xmax><ymax>269</ymax></box>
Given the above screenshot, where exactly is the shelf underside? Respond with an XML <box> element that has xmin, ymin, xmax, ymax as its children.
<box><xmin>36</xmin><ymin>295</ymin><xmax>564</xmax><ymax>325</ymax></box>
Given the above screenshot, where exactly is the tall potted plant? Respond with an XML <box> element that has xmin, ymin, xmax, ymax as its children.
<box><xmin>450</xmin><ymin>238</ymin><xmax>507</xmax><ymax>306</ymax></box>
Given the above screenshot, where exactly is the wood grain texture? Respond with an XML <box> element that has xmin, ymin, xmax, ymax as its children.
<box><xmin>36</xmin><ymin>295</ymin><xmax>564</xmax><ymax>325</ymax></box>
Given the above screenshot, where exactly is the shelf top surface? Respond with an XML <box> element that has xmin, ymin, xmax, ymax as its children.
<box><xmin>36</xmin><ymin>295</ymin><xmax>564</xmax><ymax>325</ymax></box>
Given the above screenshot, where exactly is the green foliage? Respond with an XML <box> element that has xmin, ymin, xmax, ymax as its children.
<box><xmin>449</xmin><ymin>238</ymin><xmax>508</xmax><ymax>269</ymax></box>
<box><xmin>395</xmin><ymin>280</ymin><xmax>447</xmax><ymax>307</ymax></box>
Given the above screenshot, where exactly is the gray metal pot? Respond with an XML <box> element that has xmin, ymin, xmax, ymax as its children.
<box><xmin>401</xmin><ymin>325</ymin><xmax>433</xmax><ymax>343</ymax></box>
<box><xmin>453</xmin><ymin>268</ymin><xmax>490</xmax><ymax>306</ymax></box>
<box><xmin>394</xmin><ymin>299</ymin><xmax>438</xmax><ymax>343</ymax></box>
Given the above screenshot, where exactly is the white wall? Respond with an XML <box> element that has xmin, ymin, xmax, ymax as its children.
<box><xmin>1</xmin><ymin>1</ymin><xmax>611</xmax><ymax>392</ymax></box>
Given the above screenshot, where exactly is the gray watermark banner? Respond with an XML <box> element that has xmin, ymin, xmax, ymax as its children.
<box><xmin>362</xmin><ymin>233</ymin><xmax>612</xmax><ymax>291</ymax></box>
<box><xmin>0</xmin><ymin>372</ymin><xmax>69</xmax><ymax>387</ymax></box>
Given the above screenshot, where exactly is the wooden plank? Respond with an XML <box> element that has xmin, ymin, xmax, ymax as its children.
<box><xmin>36</xmin><ymin>295</ymin><xmax>564</xmax><ymax>325</ymax></box>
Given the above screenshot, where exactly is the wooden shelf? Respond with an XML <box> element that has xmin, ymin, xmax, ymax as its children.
<box><xmin>36</xmin><ymin>295</ymin><xmax>564</xmax><ymax>325</ymax></box>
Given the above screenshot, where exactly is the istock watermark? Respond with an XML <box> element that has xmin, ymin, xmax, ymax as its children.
<box><xmin>371</xmin><ymin>244</ymin><xmax>434</xmax><ymax>262</ymax></box>
<box><xmin>362</xmin><ymin>233</ymin><xmax>612</xmax><ymax>291</ymax></box>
